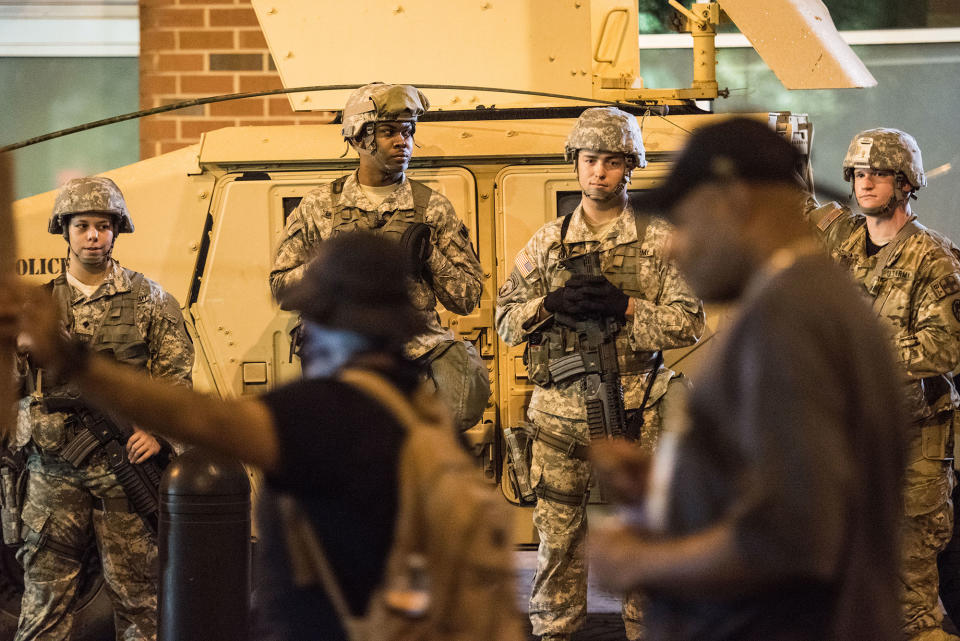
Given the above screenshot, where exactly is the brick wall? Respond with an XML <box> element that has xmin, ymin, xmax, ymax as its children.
<box><xmin>139</xmin><ymin>0</ymin><xmax>334</xmax><ymax>159</ymax></box>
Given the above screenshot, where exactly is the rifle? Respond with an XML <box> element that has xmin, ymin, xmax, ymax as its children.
<box><xmin>548</xmin><ymin>251</ymin><xmax>628</xmax><ymax>441</ymax></box>
<box><xmin>45</xmin><ymin>397</ymin><xmax>169</xmax><ymax>535</ymax></box>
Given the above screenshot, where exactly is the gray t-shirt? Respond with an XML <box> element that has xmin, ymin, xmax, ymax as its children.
<box><xmin>647</xmin><ymin>252</ymin><xmax>905</xmax><ymax>641</ymax></box>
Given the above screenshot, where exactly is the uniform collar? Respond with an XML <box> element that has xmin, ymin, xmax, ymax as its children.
<box><xmin>63</xmin><ymin>259</ymin><xmax>128</xmax><ymax>303</ymax></box>
<box><xmin>564</xmin><ymin>203</ymin><xmax>639</xmax><ymax>250</ymax></box>
<box><xmin>341</xmin><ymin>170</ymin><xmax>414</xmax><ymax>213</ymax></box>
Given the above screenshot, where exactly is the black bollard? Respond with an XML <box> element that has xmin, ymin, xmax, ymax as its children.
<box><xmin>158</xmin><ymin>448</ymin><xmax>251</xmax><ymax>641</ymax></box>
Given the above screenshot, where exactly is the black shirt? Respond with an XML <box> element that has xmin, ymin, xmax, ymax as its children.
<box><xmin>255</xmin><ymin>370</ymin><xmax>412</xmax><ymax>640</ymax></box>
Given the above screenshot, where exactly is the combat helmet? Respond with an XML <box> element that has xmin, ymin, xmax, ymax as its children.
<box><xmin>341</xmin><ymin>83</ymin><xmax>430</xmax><ymax>139</ymax></box>
<box><xmin>49</xmin><ymin>176</ymin><xmax>134</xmax><ymax>236</ymax></box>
<box><xmin>564</xmin><ymin>106</ymin><xmax>647</xmax><ymax>168</ymax></box>
<box><xmin>842</xmin><ymin>128</ymin><xmax>926</xmax><ymax>192</ymax></box>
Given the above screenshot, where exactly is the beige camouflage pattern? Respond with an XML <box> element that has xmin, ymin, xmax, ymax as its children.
<box><xmin>341</xmin><ymin>83</ymin><xmax>429</xmax><ymax>138</ymax></box>
<box><xmin>16</xmin><ymin>456</ymin><xmax>158</xmax><ymax>641</ymax></box>
<box><xmin>15</xmin><ymin>258</ymin><xmax>192</xmax><ymax>641</ymax></box>
<box><xmin>497</xmin><ymin>205</ymin><xmax>701</xmax><ymax>638</ymax></box>
<box><xmin>16</xmin><ymin>260</ymin><xmax>194</xmax><ymax>451</ymax></box>
<box><xmin>842</xmin><ymin>128</ymin><xmax>926</xmax><ymax>190</ymax></box>
<box><xmin>496</xmin><ymin>205</ymin><xmax>703</xmax><ymax>419</ymax></box>
<box><xmin>49</xmin><ymin>177</ymin><xmax>134</xmax><ymax>235</ymax></box>
<box><xmin>526</xmin><ymin>400</ymin><xmax>664</xmax><ymax>640</ymax></box>
<box><xmin>270</xmin><ymin>171</ymin><xmax>484</xmax><ymax>359</ymax></box>
<box><xmin>808</xmin><ymin>202</ymin><xmax>960</xmax><ymax>641</ymax></box>
<box><xmin>564</xmin><ymin>107</ymin><xmax>646</xmax><ymax>167</ymax></box>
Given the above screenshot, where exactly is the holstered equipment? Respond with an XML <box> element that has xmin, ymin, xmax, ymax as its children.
<box><xmin>0</xmin><ymin>446</ymin><xmax>26</xmax><ymax>546</ymax></box>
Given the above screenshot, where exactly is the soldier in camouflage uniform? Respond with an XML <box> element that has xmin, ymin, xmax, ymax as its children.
<box><xmin>495</xmin><ymin>107</ymin><xmax>704</xmax><ymax>641</ymax></box>
<box><xmin>13</xmin><ymin>177</ymin><xmax>194</xmax><ymax>641</ymax></box>
<box><xmin>806</xmin><ymin>129</ymin><xmax>960</xmax><ymax>641</ymax></box>
<box><xmin>270</xmin><ymin>82</ymin><xmax>487</xmax><ymax>431</ymax></box>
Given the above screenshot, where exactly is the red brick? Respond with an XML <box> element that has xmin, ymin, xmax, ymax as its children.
<box><xmin>140</xmin><ymin>117</ymin><xmax>178</xmax><ymax>140</ymax></box>
<box><xmin>156</xmin><ymin>8</ymin><xmax>206</xmax><ymax>28</ymax></box>
<box><xmin>139</xmin><ymin>51</ymin><xmax>161</xmax><ymax>73</ymax></box>
<box><xmin>160</xmin><ymin>141</ymin><xmax>198</xmax><ymax>154</ymax></box>
<box><xmin>268</xmin><ymin>96</ymin><xmax>296</xmax><ymax>116</ymax></box>
<box><xmin>238</xmin><ymin>74</ymin><xmax>282</xmax><ymax>92</ymax></box>
<box><xmin>237</xmin><ymin>29</ymin><xmax>267</xmax><ymax>49</ymax></box>
<box><xmin>209</xmin><ymin>7</ymin><xmax>259</xmax><ymax>26</ymax></box>
<box><xmin>180</xmin><ymin>73</ymin><xmax>235</xmax><ymax>94</ymax></box>
<box><xmin>180</xmin><ymin>119</ymin><xmax>237</xmax><ymax>138</ymax></box>
<box><xmin>140</xmin><ymin>73</ymin><xmax>177</xmax><ymax>95</ymax></box>
<box><xmin>141</xmin><ymin>29</ymin><xmax>176</xmax><ymax>50</ymax></box>
<box><xmin>178</xmin><ymin>29</ymin><xmax>235</xmax><ymax>49</ymax></box>
<box><xmin>209</xmin><ymin>97</ymin><xmax>265</xmax><ymax>116</ymax></box>
<box><xmin>158</xmin><ymin>53</ymin><xmax>205</xmax><ymax>72</ymax></box>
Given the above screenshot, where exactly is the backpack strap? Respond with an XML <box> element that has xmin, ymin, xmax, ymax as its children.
<box><xmin>276</xmin><ymin>494</ymin><xmax>369</xmax><ymax>641</ymax></box>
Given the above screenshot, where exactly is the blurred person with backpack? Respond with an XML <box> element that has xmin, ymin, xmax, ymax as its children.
<box><xmin>4</xmin><ymin>232</ymin><xmax>523</xmax><ymax>641</ymax></box>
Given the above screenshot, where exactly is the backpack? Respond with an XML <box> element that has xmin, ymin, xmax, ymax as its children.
<box><xmin>278</xmin><ymin>368</ymin><xmax>525</xmax><ymax>641</ymax></box>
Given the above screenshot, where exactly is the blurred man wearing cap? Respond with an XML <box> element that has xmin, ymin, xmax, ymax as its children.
<box><xmin>5</xmin><ymin>233</ymin><xmax>516</xmax><ymax>640</ymax></box>
<box><xmin>270</xmin><ymin>82</ymin><xmax>488</xmax><ymax>433</ymax></box>
<box><xmin>12</xmin><ymin>177</ymin><xmax>193</xmax><ymax>641</ymax></box>
<box><xmin>806</xmin><ymin>129</ymin><xmax>960</xmax><ymax>641</ymax></box>
<box><xmin>495</xmin><ymin>107</ymin><xmax>703</xmax><ymax>641</ymax></box>
<box><xmin>589</xmin><ymin>118</ymin><xmax>905</xmax><ymax>641</ymax></box>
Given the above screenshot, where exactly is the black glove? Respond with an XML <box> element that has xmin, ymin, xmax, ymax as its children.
<box><xmin>543</xmin><ymin>286</ymin><xmax>587</xmax><ymax>316</ymax></box>
<box><xmin>565</xmin><ymin>275</ymin><xmax>629</xmax><ymax>319</ymax></box>
<box><xmin>398</xmin><ymin>223</ymin><xmax>433</xmax><ymax>280</ymax></box>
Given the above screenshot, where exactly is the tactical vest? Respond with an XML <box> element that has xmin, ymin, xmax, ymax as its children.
<box><xmin>328</xmin><ymin>175</ymin><xmax>432</xmax><ymax>241</ymax></box>
<box><xmin>525</xmin><ymin>211</ymin><xmax>660</xmax><ymax>387</ymax></box>
<box><xmin>328</xmin><ymin>175</ymin><xmax>437</xmax><ymax>311</ymax></box>
<box><xmin>29</xmin><ymin>270</ymin><xmax>150</xmax><ymax>450</ymax></box>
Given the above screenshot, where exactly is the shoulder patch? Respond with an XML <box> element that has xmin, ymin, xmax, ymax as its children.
<box><xmin>514</xmin><ymin>250</ymin><xmax>536</xmax><ymax>279</ymax></box>
<box><xmin>498</xmin><ymin>271</ymin><xmax>521</xmax><ymax>299</ymax></box>
<box><xmin>931</xmin><ymin>273</ymin><xmax>960</xmax><ymax>301</ymax></box>
<box><xmin>816</xmin><ymin>204</ymin><xmax>845</xmax><ymax>232</ymax></box>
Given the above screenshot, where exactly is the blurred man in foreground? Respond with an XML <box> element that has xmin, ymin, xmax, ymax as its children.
<box><xmin>3</xmin><ymin>233</ymin><xmax>518</xmax><ymax>641</ymax></box>
<box><xmin>589</xmin><ymin>118</ymin><xmax>906</xmax><ymax>641</ymax></box>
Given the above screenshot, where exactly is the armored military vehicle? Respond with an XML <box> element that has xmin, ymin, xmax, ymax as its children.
<box><xmin>4</xmin><ymin>0</ymin><xmax>874</xmax><ymax>636</ymax></box>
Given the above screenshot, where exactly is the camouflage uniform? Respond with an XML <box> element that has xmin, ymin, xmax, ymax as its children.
<box><xmin>807</xmin><ymin>128</ymin><xmax>960</xmax><ymax>641</ymax></box>
<box><xmin>270</xmin><ymin>171</ymin><xmax>483</xmax><ymax>360</ymax></box>
<box><xmin>15</xmin><ymin>260</ymin><xmax>194</xmax><ymax>641</ymax></box>
<box><xmin>496</xmin><ymin>204</ymin><xmax>703</xmax><ymax>639</ymax></box>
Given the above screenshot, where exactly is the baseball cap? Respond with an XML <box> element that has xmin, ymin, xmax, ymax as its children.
<box><xmin>636</xmin><ymin>117</ymin><xmax>806</xmax><ymax>214</ymax></box>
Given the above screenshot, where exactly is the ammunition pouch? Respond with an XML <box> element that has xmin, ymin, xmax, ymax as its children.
<box><xmin>502</xmin><ymin>426</ymin><xmax>536</xmax><ymax>505</ymax></box>
<box><xmin>0</xmin><ymin>448</ymin><xmax>26</xmax><ymax>547</ymax></box>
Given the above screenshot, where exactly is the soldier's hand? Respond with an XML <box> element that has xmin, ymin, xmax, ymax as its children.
<box><xmin>590</xmin><ymin>439</ymin><xmax>651</xmax><ymax>505</ymax></box>
<box><xmin>566</xmin><ymin>275</ymin><xmax>629</xmax><ymax>319</ymax></box>
<box><xmin>127</xmin><ymin>427</ymin><xmax>161</xmax><ymax>464</ymax></box>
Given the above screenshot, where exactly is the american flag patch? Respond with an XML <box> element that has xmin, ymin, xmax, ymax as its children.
<box><xmin>515</xmin><ymin>250</ymin><xmax>536</xmax><ymax>278</ymax></box>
